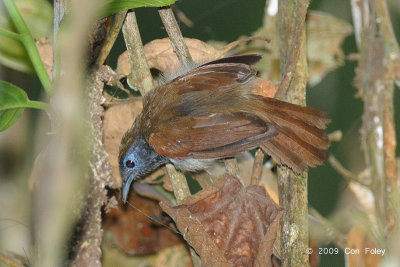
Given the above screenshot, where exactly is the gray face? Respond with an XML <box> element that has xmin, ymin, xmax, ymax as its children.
<box><xmin>119</xmin><ymin>137</ymin><xmax>169</xmax><ymax>203</ymax></box>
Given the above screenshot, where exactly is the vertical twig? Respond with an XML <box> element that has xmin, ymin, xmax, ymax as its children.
<box><xmin>33</xmin><ymin>0</ymin><xmax>102</xmax><ymax>266</ymax></box>
<box><xmin>158</xmin><ymin>7</ymin><xmax>193</xmax><ymax>68</ymax></box>
<box><xmin>122</xmin><ymin>8</ymin><xmax>201</xmax><ymax>266</ymax></box>
<box><xmin>277</xmin><ymin>1</ymin><xmax>310</xmax><ymax>266</ymax></box>
<box><xmin>69</xmin><ymin>66</ymin><xmax>115</xmax><ymax>267</ymax></box>
<box><xmin>274</xmin><ymin>0</ymin><xmax>308</xmax><ymax>100</ymax></box>
<box><xmin>251</xmin><ymin>149</ymin><xmax>265</xmax><ymax>185</ymax></box>
<box><xmin>157</xmin><ymin>7</ymin><xmax>201</xmax><ymax>266</ymax></box>
<box><xmin>122</xmin><ymin>11</ymin><xmax>154</xmax><ymax>95</ymax></box>
<box><xmin>352</xmin><ymin>0</ymin><xmax>399</xmax><ymax>256</ymax></box>
<box><xmin>158</xmin><ymin>7</ymin><xmax>242</xmax><ymax>189</ymax></box>
<box><xmin>94</xmin><ymin>11</ymin><xmax>127</xmax><ymax>68</ymax></box>
<box><xmin>156</xmin><ymin>5</ymin><xmax>195</xmax><ymax>204</ymax></box>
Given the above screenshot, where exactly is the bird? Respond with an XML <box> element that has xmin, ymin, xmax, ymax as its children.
<box><xmin>119</xmin><ymin>54</ymin><xmax>330</xmax><ymax>202</ymax></box>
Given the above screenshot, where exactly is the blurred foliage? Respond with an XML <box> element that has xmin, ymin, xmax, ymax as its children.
<box><xmin>0</xmin><ymin>0</ymin><xmax>52</xmax><ymax>72</ymax></box>
<box><xmin>0</xmin><ymin>81</ymin><xmax>48</xmax><ymax>131</ymax></box>
<box><xmin>0</xmin><ymin>81</ymin><xmax>25</xmax><ymax>131</ymax></box>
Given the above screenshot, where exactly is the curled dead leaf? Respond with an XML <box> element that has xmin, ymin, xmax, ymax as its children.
<box><xmin>103</xmin><ymin>191</ymin><xmax>182</xmax><ymax>255</ymax></box>
<box><xmin>160</xmin><ymin>174</ymin><xmax>283</xmax><ymax>267</ymax></box>
<box><xmin>117</xmin><ymin>38</ymin><xmax>223</xmax><ymax>82</ymax></box>
<box><xmin>251</xmin><ymin>78</ymin><xmax>279</xmax><ymax>102</ymax></box>
<box><xmin>248</xmin><ymin>10</ymin><xmax>352</xmax><ymax>86</ymax></box>
<box><xmin>35</xmin><ymin>37</ymin><xmax>53</xmax><ymax>78</ymax></box>
<box><xmin>144</xmin><ymin>38</ymin><xmax>223</xmax><ymax>73</ymax></box>
<box><xmin>306</xmin><ymin>11</ymin><xmax>353</xmax><ymax>86</ymax></box>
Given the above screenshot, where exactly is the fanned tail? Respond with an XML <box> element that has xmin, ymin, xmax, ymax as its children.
<box><xmin>252</xmin><ymin>96</ymin><xmax>330</xmax><ymax>173</ymax></box>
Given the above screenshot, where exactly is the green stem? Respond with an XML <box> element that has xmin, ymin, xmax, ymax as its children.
<box><xmin>0</xmin><ymin>101</ymin><xmax>50</xmax><ymax>111</ymax></box>
<box><xmin>3</xmin><ymin>0</ymin><xmax>52</xmax><ymax>93</ymax></box>
<box><xmin>0</xmin><ymin>28</ymin><xmax>20</xmax><ymax>41</ymax></box>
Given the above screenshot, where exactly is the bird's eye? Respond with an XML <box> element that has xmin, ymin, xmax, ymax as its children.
<box><xmin>125</xmin><ymin>159</ymin><xmax>135</xmax><ymax>168</ymax></box>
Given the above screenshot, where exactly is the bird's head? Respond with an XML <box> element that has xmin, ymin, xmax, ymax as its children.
<box><xmin>119</xmin><ymin>136</ymin><xmax>169</xmax><ymax>203</ymax></box>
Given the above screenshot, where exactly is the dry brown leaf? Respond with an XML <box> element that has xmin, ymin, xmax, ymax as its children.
<box><xmin>103</xmin><ymin>191</ymin><xmax>182</xmax><ymax>255</ymax></box>
<box><xmin>191</xmin><ymin>170</ymin><xmax>220</xmax><ymax>189</ymax></box>
<box><xmin>232</xmin><ymin>151</ymin><xmax>278</xmax><ymax>204</ymax></box>
<box><xmin>144</xmin><ymin>38</ymin><xmax>223</xmax><ymax>72</ymax></box>
<box><xmin>251</xmin><ymin>78</ymin><xmax>279</xmax><ymax>99</ymax></box>
<box><xmin>35</xmin><ymin>37</ymin><xmax>53</xmax><ymax>78</ymax></box>
<box><xmin>306</xmin><ymin>11</ymin><xmax>353</xmax><ymax>86</ymax></box>
<box><xmin>103</xmin><ymin>101</ymin><xmax>142</xmax><ymax>187</ymax></box>
<box><xmin>160</xmin><ymin>174</ymin><xmax>283</xmax><ymax>267</ymax></box>
<box><xmin>117</xmin><ymin>38</ymin><xmax>223</xmax><ymax>80</ymax></box>
<box><xmin>347</xmin><ymin>227</ymin><xmax>383</xmax><ymax>267</ymax></box>
<box><xmin>247</xmin><ymin>10</ymin><xmax>352</xmax><ymax>86</ymax></box>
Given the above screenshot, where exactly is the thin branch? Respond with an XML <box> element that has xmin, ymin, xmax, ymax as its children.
<box><xmin>94</xmin><ymin>11</ymin><xmax>127</xmax><ymax>68</ymax></box>
<box><xmin>328</xmin><ymin>130</ymin><xmax>343</xmax><ymax>142</ymax></box>
<box><xmin>251</xmin><ymin>149</ymin><xmax>265</xmax><ymax>185</ymax></box>
<box><xmin>0</xmin><ymin>28</ymin><xmax>21</xmax><ymax>41</ymax></box>
<box><xmin>374</xmin><ymin>0</ymin><xmax>399</xmax><ymax>192</ymax></box>
<box><xmin>328</xmin><ymin>155</ymin><xmax>371</xmax><ymax>187</ymax></box>
<box><xmin>33</xmin><ymin>0</ymin><xmax>102</xmax><ymax>266</ymax></box>
<box><xmin>157</xmin><ymin>7</ymin><xmax>201</xmax><ymax>266</ymax></box>
<box><xmin>224</xmin><ymin>158</ymin><xmax>242</xmax><ymax>182</ymax></box>
<box><xmin>353</xmin><ymin>0</ymin><xmax>399</xmax><ymax>244</ymax></box>
<box><xmin>165</xmin><ymin>164</ymin><xmax>191</xmax><ymax>202</ymax></box>
<box><xmin>277</xmin><ymin>1</ymin><xmax>310</xmax><ymax>266</ymax></box>
<box><xmin>158</xmin><ymin>7</ymin><xmax>193</xmax><ymax>68</ymax></box>
<box><xmin>122</xmin><ymin>11</ymin><xmax>154</xmax><ymax>95</ymax></box>
<box><xmin>274</xmin><ymin>0</ymin><xmax>308</xmax><ymax>100</ymax></box>
<box><xmin>122</xmin><ymin>7</ymin><xmax>200</xmax><ymax>266</ymax></box>
<box><xmin>70</xmin><ymin>66</ymin><xmax>115</xmax><ymax>267</ymax></box>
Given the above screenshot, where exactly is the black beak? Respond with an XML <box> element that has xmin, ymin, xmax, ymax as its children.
<box><xmin>122</xmin><ymin>176</ymin><xmax>134</xmax><ymax>203</ymax></box>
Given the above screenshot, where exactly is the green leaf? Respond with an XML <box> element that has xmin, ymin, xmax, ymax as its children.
<box><xmin>0</xmin><ymin>80</ymin><xmax>49</xmax><ymax>131</ymax></box>
<box><xmin>102</xmin><ymin>0</ymin><xmax>176</xmax><ymax>17</ymax></box>
<box><xmin>0</xmin><ymin>0</ymin><xmax>52</xmax><ymax>73</ymax></box>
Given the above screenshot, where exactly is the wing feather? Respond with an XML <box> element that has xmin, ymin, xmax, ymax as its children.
<box><xmin>148</xmin><ymin>113</ymin><xmax>277</xmax><ymax>159</ymax></box>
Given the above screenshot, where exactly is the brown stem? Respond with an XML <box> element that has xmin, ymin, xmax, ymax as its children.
<box><xmin>352</xmin><ymin>0</ymin><xmax>399</xmax><ymax>246</ymax></box>
<box><xmin>274</xmin><ymin>0</ymin><xmax>309</xmax><ymax>100</ymax></box>
<box><xmin>34</xmin><ymin>1</ymin><xmax>104</xmax><ymax>266</ymax></box>
<box><xmin>328</xmin><ymin>155</ymin><xmax>371</xmax><ymax>187</ymax></box>
<box><xmin>165</xmin><ymin>164</ymin><xmax>191</xmax><ymax>202</ymax></box>
<box><xmin>94</xmin><ymin>11</ymin><xmax>127</xmax><ymax>69</ymax></box>
<box><xmin>121</xmin><ymin>6</ymin><xmax>200</xmax><ymax>266</ymax></box>
<box><xmin>158</xmin><ymin>7</ymin><xmax>193</xmax><ymax>68</ymax></box>
<box><xmin>122</xmin><ymin>11</ymin><xmax>154</xmax><ymax>95</ymax></box>
<box><xmin>157</xmin><ymin>7</ymin><xmax>202</xmax><ymax>266</ymax></box>
<box><xmin>251</xmin><ymin>149</ymin><xmax>265</xmax><ymax>185</ymax></box>
<box><xmin>277</xmin><ymin>1</ymin><xmax>310</xmax><ymax>266</ymax></box>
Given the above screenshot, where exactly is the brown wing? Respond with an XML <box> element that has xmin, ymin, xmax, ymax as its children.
<box><xmin>141</xmin><ymin>55</ymin><xmax>259</xmax><ymax>116</ymax></box>
<box><xmin>148</xmin><ymin>112</ymin><xmax>277</xmax><ymax>159</ymax></box>
<box><xmin>141</xmin><ymin>56</ymin><xmax>278</xmax><ymax>159</ymax></box>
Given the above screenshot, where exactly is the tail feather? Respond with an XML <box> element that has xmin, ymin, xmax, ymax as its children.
<box><xmin>261</xmin><ymin>97</ymin><xmax>330</xmax><ymax>129</ymax></box>
<box><xmin>261</xmin><ymin>139</ymin><xmax>306</xmax><ymax>173</ymax></box>
<box><xmin>254</xmin><ymin>96</ymin><xmax>330</xmax><ymax>172</ymax></box>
